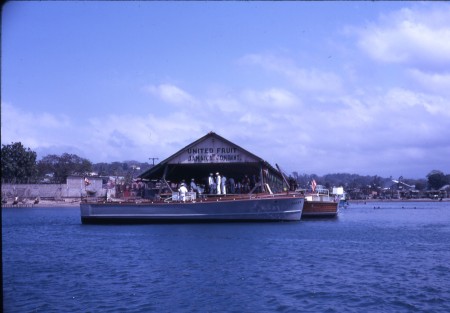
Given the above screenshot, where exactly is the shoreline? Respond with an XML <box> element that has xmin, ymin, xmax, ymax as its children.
<box><xmin>2</xmin><ymin>199</ymin><xmax>81</xmax><ymax>208</ymax></box>
<box><xmin>347</xmin><ymin>198</ymin><xmax>450</xmax><ymax>203</ymax></box>
<box><xmin>2</xmin><ymin>197</ymin><xmax>449</xmax><ymax>208</ymax></box>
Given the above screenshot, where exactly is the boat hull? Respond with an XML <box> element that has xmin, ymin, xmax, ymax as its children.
<box><xmin>80</xmin><ymin>195</ymin><xmax>304</xmax><ymax>224</ymax></box>
<box><xmin>302</xmin><ymin>200</ymin><xmax>338</xmax><ymax>218</ymax></box>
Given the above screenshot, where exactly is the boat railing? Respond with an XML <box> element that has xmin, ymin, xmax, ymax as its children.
<box><xmin>83</xmin><ymin>191</ymin><xmax>302</xmax><ymax>205</ymax></box>
<box><xmin>160</xmin><ymin>192</ymin><xmax>299</xmax><ymax>203</ymax></box>
<box><xmin>294</xmin><ymin>187</ymin><xmax>336</xmax><ymax>202</ymax></box>
<box><xmin>315</xmin><ymin>187</ymin><xmax>329</xmax><ymax>195</ymax></box>
<box><xmin>165</xmin><ymin>192</ymin><xmax>197</xmax><ymax>203</ymax></box>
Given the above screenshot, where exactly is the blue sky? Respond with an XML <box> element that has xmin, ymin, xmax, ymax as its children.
<box><xmin>2</xmin><ymin>1</ymin><xmax>450</xmax><ymax>179</ymax></box>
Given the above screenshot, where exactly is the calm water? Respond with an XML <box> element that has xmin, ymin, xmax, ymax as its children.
<box><xmin>3</xmin><ymin>202</ymin><xmax>450</xmax><ymax>313</ymax></box>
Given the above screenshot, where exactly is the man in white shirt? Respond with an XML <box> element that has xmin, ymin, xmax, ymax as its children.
<box><xmin>178</xmin><ymin>183</ymin><xmax>188</xmax><ymax>202</ymax></box>
<box><xmin>216</xmin><ymin>172</ymin><xmax>221</xmax><ymax>195</ymax></box>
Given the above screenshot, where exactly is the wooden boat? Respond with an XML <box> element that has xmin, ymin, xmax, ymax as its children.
<box><xmin>302</xmin><ymin>199</ymin><xmax>338</xmax><ymax>218</ymax></box>
<box><xmin>80</xmin><ymin>193</ymin><xmax>304</xmax><ymax>223</ymax></box>
<box><xmin>297</xmin><ymin>185</ymin><xmax>339</xmax><ymax>218</ymax></box>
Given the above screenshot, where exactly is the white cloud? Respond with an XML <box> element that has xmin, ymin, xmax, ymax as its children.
<box><xmin>144</xmin><ymin>84</ymin><xmax>198</xmax><ymax>107</ymax></box>
<box><xmin>356</xmin><ymin>6</ymin><xmax>450</xmax><ymax>68</ymax></box>
<box><xmin>205</xmin><ymin>97</ymin><xmax>242</xmax><ymax>114</ymax></box>
<box><xmin>85</xmin><ymin>112</ymin><xmax>209</xmax><ymax>161</ymax></box>
<box><xmin>238</xmin><ymin>113</ymin><xmax>269</xmax><ymax>126</ymax></box>
<box><xmin>384</xmin><ymin>88</ymin><xmax>450</xmax><ymax>117</ymax></box>
<box><xmin>1</xmin><ymin>102</ymin><xmax>71</xmax><ymax>149</ymax></box>
<box><xmin>242</xmin><ymin>88</ymin><xmax>299</xmax><ymax>108</ymax></box>
<box><xmin>240</xmin><ymin>53</ymin><xmax>343</xmax><ymax>93</ymax></box>
<box><xmin>408</xmin><ymin>69</ymin><xmax>450</xmax><ymax>96</ymax></box>
<box><xmin>0</xmin><ymin>101</ymin><xmax>209</xmax><ymax>162</ymax></box>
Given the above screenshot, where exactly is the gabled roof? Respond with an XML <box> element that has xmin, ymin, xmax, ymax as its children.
<box><xmin>139</xmin><ymin>132</ymin><xmax>281</xmax><ymax>182</ymax></box>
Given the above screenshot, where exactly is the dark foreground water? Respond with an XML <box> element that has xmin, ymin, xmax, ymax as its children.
<box><xmin>3</xmin><ymin>201</ymin><xmax>450</xmax><ymax>313</ymax></box>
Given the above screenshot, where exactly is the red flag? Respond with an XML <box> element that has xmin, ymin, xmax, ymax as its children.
<box><xmin>311</xmin><ymin>179</ymin><xmax>317</xmax><ymax>192</ymax></box>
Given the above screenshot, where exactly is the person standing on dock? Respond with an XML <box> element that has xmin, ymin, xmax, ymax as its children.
<box><xmin>242</xmin><ymin>175</ymin><xmax>250</xmax><ymax>193</ymax></box>
<box><xmin>208</xmin><ymin>173</ymin><xmax>215</xmax><ymax>194</ymax></box>
<box><xmin>190</xmin><ymin>178</ymin><xmax>200</xmax><ymax>197</ymax></box>
<box><xmin>190</xmin><ymin>179</ymin><xmax>198</xmax><ymax>193</ymax></box>
<box><xmin>216</xmin><ymin>172</ymin><xmax>221</xmax><ymax>195</ymax></box>
<box><xmin>221</xmin><ymin>175</ymin><xmax>227</xmax><ymax>195</ymax></box>
<box><xmin>229</xmin><ymin>177</ymin><xmax>235</xmax><ymax>194</ymax></box>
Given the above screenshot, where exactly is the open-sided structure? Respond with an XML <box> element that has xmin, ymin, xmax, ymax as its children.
<box><xmin>139</xmin><ymin>132</ymin><xmax>287</xmax><ymax>195</ymax></box>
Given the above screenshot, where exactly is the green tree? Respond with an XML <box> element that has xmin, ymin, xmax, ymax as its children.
<box><xmin>37</xmin><ymin>153</ymin><xmax>92</xmax><ymax>183</ymax></box>
<box><xmin>413</xmin><ymin>179</ymin><xmax>427</xmax><ymax>191</ymax></box>
<box><xmin>1</xmin><ymin>142</ymin><xmax>37</xmax><ymax>183</ymax></box>
<box><xmin>426</xmin><ymin>170</ymin><xmax>448</xmax><ymax>190</ymax></box>
<box><xmin>91</xmin><ymin>161</ymin><xmax>151</xmax><ymax>177</ymax></box>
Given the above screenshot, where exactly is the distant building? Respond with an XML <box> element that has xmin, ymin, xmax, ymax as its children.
<box><xmin>66</xmin><ymin>175</ymin><xmax>104</xmax><ymax>198</ymax></box>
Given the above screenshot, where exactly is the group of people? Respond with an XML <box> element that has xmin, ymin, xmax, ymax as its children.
<box><xmin>207</xmin><ymin>173</ymin><xmax>256</xmax><ymax>195</ymax></box>
<box><xmin>208</xmin><ymin>172</ymin><xmax>229</xmax><ymax>195</ymax></box>
<box><xmin>177</xmin><ymin>178</ymin><xmax>204</xmax><ymax>202</ymax></box>
<box><xmin>177</xmin><ymin>173</ymin><xmax>258</xmax><ymax>201</ymax></box>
